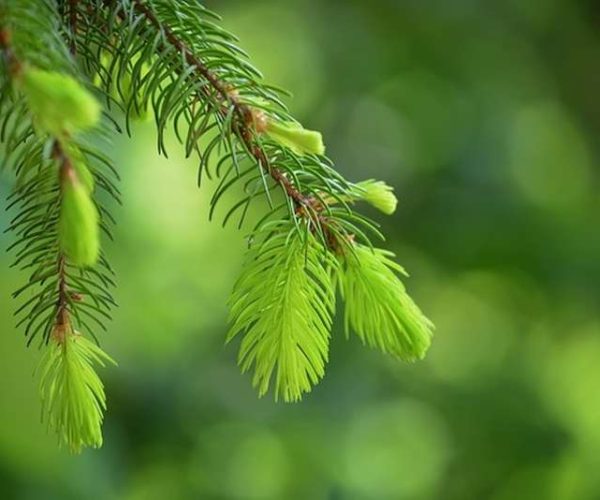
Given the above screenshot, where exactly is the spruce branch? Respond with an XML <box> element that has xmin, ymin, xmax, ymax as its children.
<box><xmin>127</xmin><ymin>0</ymin><xmax>337</xmax><ymax>237</ymax></box>
<box><xmin>0</xmin><ymin>18</ymin><xmax>115</xmax><ymax>345</ymax></box>
<box><xmin>1</xmin><ymin>0</ymin><xmax>117</xmax><ymax>452</ymax></box>
<box><xmin>1</xmin><ymin>0</ymin><xmax>435</xmax><ymax>450</ymax></box>
<box><xmin>70</xmin><ymin>0</ymin><xmax>433</xmax><ymax>395</ymax></box>
<box><xmin>74</xmin><ymin>0</ymin><xmax>359</xmax><ymax>243</ymax></box>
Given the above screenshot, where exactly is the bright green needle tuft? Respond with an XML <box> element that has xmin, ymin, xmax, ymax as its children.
<box><xmin>38</xmin><ymin>332</ymin><xmax>116</xmax><ymax>454</ymax></box>
<box><xmin>338</xmin><ymin>244</ymin><xmax>434</xmax><ymax>361</ymax></box>
<box><xmin>228</xmin><ymin>221</ymin><xmax>337</xmax><ymax>402</ymax></box>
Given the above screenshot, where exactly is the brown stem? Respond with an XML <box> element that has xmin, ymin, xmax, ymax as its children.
<box><xmin>0</xmin><ymin>28</ymin><xmax>22</xmax><ymax>76</ymax></box>
<box><xmin>68</xmin><ymin>0</ymin><xmax>79</xmax><ymax>55</ymax></box>
<box><xmin>52</xmin><ymin>140</ymin><xmax>75</xmax><ymax>343</ymax></box>
<box><xmin>54</xmin><ymin>255</ymin><xmax>70</xmax><ymax>342</ymax></box>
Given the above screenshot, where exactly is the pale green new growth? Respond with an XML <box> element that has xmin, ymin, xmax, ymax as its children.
<box><xmin>59</xmin><ymin>171</ymin><xmax>100</xmax><ymax>267</ymax></box>
<box><xmin>19</xmin><ymin>67</ymin><xmax>100</xmax><ymax>136</ymax></box>
<box><xmin>338</xmin><ymin>245</ymin><xmax>434</xmax><ymax>361</ymax></box>
<box><xmin>353</xmin><ymin>179</ymin><xmax>398</xmax><ymax>215</ymax></box>
<box><xmin>39</xmin><ymin>333</ymin><xmax>116</xmax><ymax>454</ymax></box>
<box><xmin>265</xmin><ymin>120</ymin><xmax>325</xmax><ymax>156</ymax></box>
<box><xmin>228</xmin><ymin>221</ymin><xmax>337</xmax><ymax>401</ymax></box>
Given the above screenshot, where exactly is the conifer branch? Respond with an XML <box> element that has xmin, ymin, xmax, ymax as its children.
<box><xmin>108</xmin><ymin>0</ymin><xmax>327</xmax><ymax>232</ymax></box>
<box><xmin>0</xmin><ymin>18</ymin><xmax>113</xmax><ymax>345</ymax></box>
<box><xmin>1</xmin><ymin>0</ymin><xmax>435</xmax><ymax>451</ymax></box>
<box><xmin>74</xmin><ymin>1</ymin><xmax>360</xmax><ymax>245</ymax></box>
<box><xmin>71</xmin><ymin>0</ymin><xmax>432</xmax><ymax>395</ymax></box>
<box><xmin>127</xmin><ymin>0</ymin><xmax>344</xmax><ymax>255</ymax></box>
<box><xmin>1</xmin><ymin>0</ymin><xmax>117</xmax><ymax>451</ymax></box>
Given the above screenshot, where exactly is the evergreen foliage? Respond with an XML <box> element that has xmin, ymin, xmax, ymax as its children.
<box><xmin>0</xmin><ymin>0</ymin><xmax>434</xmax><ymax>451</ymax></box>
<box><xmin>39</xmin><ymin>330</ymin><xmax>116</xmax><ymax>453</ymax></box>
<box><xmin>337</xmin><ymin>245</ymin><xmax>434</xmax><ymax>360</ymax></box>
<box><xmin>228</xmin><ymin>220</ymin><xmax>337</xmax><ymax>402</ymax></box>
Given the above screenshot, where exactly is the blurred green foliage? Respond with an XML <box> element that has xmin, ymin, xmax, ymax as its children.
<box><xmin>1</xmin><ymin>0</ymin><xmax>599</xmax><ymax>498</ymax></box>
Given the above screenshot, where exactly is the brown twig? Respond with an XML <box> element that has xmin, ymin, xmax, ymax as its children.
<box><xmin>0</xmin><ymin>28</ymin><xmax>22</xmax><ymax>76</ymax></box>
<box><xmin>51</xmin><ymin>140</ymin><xmax>75</xmax><ymax>343</ymax></box>
<box><xmin>68</xmin><ymin>0</ymin><xmax>79</xmax><ymax>55</ymax></box>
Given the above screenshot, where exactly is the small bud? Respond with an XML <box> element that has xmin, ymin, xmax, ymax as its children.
<box><xmin>354</xmin><ymin>179</ymin><xmax>398</xmax><ymax>215</ymax></box>
<box><xmin>20</xmin><ymin>67</ymin><xmax>100</xmax><ymax>135</ymax></box>
<box><xmin>59</xmin><ymin>170</ymin><xmax>100</xmax><ymax>267</ymax></box>
<box><xmin>264</xmin><ymin>120</ymin><xmax>325</xmax><ymax>156</ymax></box>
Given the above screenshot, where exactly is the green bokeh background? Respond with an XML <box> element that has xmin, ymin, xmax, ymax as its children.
<box><xmin>2</xmin><ymin>0</ymin><xmax>600</xmax><ymax>498</ymax></box>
